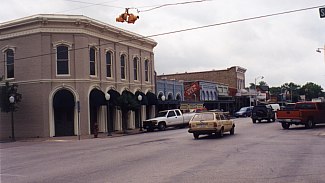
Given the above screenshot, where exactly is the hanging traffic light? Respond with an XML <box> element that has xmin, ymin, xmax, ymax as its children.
<box><xmin>127</xmin><ymin>14</ymin><xmax>139</xmax><ymax>24</ymax></box>
<box><xmin>116</xmin><ymin>8</ymin><xmax>139</xmax><ymax>24</ymax></box>
<box><xmin>116</xmin><ymin>13</ymin><xmax>127</xmax><ymax>23</ymax></box>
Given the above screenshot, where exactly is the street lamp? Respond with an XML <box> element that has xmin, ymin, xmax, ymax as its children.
<box><xmin>137</xmin><ymin>95</ymin><xmax>143</xmax><ymax>131</ymax></box>
<box><xmin>9</xmin><ymin>95</ymin><xmax>15</xmax><ymax>141</ymax></box>
<box><xmin>254</xmin><ymin>76</ymin><xmax>264</xmax><ymax>106</ymax></box>
<box><xmin>105</xmin><ymin>93</ymin><xmax>111</xmax><ymax>136</ymax></box>
<box><xmin>161</xmin><ymin>95</ymin><xmax>166</xmax><ymax>111</ymax></box>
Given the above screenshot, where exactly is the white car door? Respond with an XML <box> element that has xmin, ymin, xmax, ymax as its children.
<box><xmin>166</xmin><ymin>110</ymin><xmax>181</xmax><ymax>125</ymax></box>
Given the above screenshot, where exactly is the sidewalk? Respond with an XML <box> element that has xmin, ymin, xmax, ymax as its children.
<box><xmin>0</xmin><ymin>129</ymin><xmax>145</xmax><ymax>143</ymax></box>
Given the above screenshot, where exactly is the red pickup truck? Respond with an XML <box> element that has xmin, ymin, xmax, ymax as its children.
<box><xmin>277</xmin><ymin>102</ymin><xmax>325</xmax><ymax>129</ymax></box>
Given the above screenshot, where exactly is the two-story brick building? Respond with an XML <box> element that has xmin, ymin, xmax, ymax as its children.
<box><xmin>0</xmin><ymin>14</ymin><xmax>157</xmax><ymax>140</ymax></box>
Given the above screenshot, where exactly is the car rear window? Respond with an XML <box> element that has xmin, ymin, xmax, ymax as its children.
<box><xmin>295</xmin><ymin>103</ymin><xmax>316</xmax><ymax>110</ymax></box>
<box><xmin>192</xmin><ymin>113</ymin><xmax>214</xmax><ymax>121</ymax></box>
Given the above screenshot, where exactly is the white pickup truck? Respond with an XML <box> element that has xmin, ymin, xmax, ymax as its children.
<box><xmin>143</xmin><ymin>109</ymin><xmax>195</xmax><ymax>132</ymax></box>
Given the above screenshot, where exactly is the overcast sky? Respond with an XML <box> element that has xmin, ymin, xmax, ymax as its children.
<box><xmin>1</xmin><ymin>0</ymin><xmax>325</xmax><ymax>88</ymax></box>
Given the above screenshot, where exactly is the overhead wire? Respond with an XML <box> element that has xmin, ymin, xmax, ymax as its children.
<box><xmin>0</xmin><ymin>4</ymin><xmax>324</xmax><ymax>64</ymax></box>
<box><xmin>138</xmin><ymin>0</ymin><xmax>214</xmax><ymax>12</ymax></box>
<box><xmin>56</xmin><ymin>0</ymin><xmax>124</xmax><ymax>13</ymax></box>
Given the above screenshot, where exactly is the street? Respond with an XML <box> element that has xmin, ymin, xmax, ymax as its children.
<box><xmin>1</xmin><ymin>117</ymin><xmax>325</xmax><ymax>183</ymax></box>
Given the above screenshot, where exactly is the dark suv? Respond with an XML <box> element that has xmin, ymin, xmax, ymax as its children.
<box><xmin>251</xmin><ymin>105</ymin><xmax>276</xmax><ymax>123</ymax></box>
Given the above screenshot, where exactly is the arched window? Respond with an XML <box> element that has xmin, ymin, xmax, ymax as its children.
<box><xmin>210</xmin><ymin>91</ymin><xmax>213</xmax><ymax>100</ymax></box>
<box><xmin>5</xmin><ymin>49</ymin><xmax>14</xmax><ymax>78</ymax></box>
<box><xmin>106</xmin><ymin>51</ymin><xmax>112</xmax><ymax>78</ymax></box>
<box><xmin>144</xmin><ymin>59</ymin><xmax>149</xmax><ymax>82</ymax></box>
<box><xmin>120</xmin><ymin>54</ymin><xmax>126</xmax><ymax>79</ymax></box>
<box><xmin>89</xmin><ymin>47</ymin><xmax>96</xmax><ymax>76</ymax></box>
<box><xmin>168</xmin><ymin>93</ymin><xmax>173</xmax><ymax>100</ymax></box>
<box><xmin>56</xmin><ymin>45</ymin><xmax>69</xmax><ymax>75</ymax></box>
<box><xmin>201</xmin><ymin>91</ymin><xmax>205</xmax><ymax>101</ymax></box>
<box><xmin>176</xmin><ymin>94</ymin><xmax>182</xmax><ymax>101</ymax></box>
<box><xmin>133</xmin><ymin>57</ymin><xmax>139</xmax><ymax>81</ymax></box>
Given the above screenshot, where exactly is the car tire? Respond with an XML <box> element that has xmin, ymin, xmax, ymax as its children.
<box><xmin>158</xmin><ymin>123</ymin><xmax>166</xmax><ymax>131</ymax></box>
<box><xmin>252</xmin><ymin>119</ymin><xmax>256</xmax><ymax>123</ymax></box>
<box><xmin>230</xmin><ymin>126</ymin><xmax>235</xmax><ymax>135</ymax></box>
<box><xmin>193</xmin><ymin>133</ymin><xmax>199</xmax><ymax>139</ymax></box>
<box><xmin>281</xmin><ymin>123</ymin><xmax>290</xmax><ymax>129</ymax></box>
<box><xmin>305</xmin><ymin>119</ymin><xmax>315</xmax><ymax>129</ymax></box>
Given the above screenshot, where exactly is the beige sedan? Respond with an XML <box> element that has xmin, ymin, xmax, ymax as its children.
<box><xmin>188</xmin><ymin>112</ymin><xmax>235</xmax><ymax>139</ymax></box>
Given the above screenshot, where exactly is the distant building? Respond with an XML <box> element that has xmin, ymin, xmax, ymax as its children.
<box><xmin>157</xmin><ymin>66</ymin><xmax>246</xmax><ymax>96</ymax></box>
<box><xmin>0</xmin><ymin>14</ymin><xmax>157</xmax><ymax>140</ymax></box>
<box><xmin>156</xmin><ymin>79</ymin><xmax>184</xmax><ymax>111</ymax></box>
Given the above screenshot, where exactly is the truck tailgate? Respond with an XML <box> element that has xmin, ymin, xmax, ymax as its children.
<box><xmin>277</xmin><ymin>110</ymin><xmax>301</xmax><ymax>120</ymax></box>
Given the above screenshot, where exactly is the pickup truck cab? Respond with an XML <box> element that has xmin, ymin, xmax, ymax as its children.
<box><xmin>277</xmin><ymin>102</ymin><xmax>325</xmax><ymax>129</ymax></box>
<box><xmin>143</xmin><ymin>109</ymin><xmax>195</xmax><ymax>132</ymax></box>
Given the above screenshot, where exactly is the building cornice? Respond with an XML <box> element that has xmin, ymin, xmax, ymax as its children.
<box><xmin>0</xmin><ymin>14</ymin><xmax>157</xmax><ymax>51</ymax></box>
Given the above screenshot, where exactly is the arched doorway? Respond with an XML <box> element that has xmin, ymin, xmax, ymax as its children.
<box><xmin>53</xmin><ymin>89</ymin><xmax>75</xmax><ymax>136</ymax></box>
<box><xmin>107</xmin><ymin>89</ymin><xmax>120</xmax><ymax>133</ymax></box>
<box><xmin>89</xmin><ymin>89</ymin><xmax>105</xmax><ymax>134</ymax></box>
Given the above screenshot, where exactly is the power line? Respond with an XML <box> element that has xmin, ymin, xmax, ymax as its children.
<box><xmin>139</xmin><ymin>0</ymin><xmax>213</xmax><ymax>12</ymax></box>
<box><xmin>0</xmin><ymin>4</ymin><xmax>324</xmax><ymax>64</ymax></box>
<box><xmin>56</xmin><ymin>0</ymin><xmax>124</xmax><ymax>13</ymax></box>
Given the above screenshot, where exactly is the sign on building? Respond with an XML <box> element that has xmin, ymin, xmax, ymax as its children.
<box><xmin>320</xmin><ymin>8</ymin><xmax>325</xmax><ymax>18</ymax></box>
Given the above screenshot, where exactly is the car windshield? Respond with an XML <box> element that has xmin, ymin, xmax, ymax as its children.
<box><xmin>239</xmin><ymin>107</ymin><xmax>248</xmax><ymax>112</ymax></box>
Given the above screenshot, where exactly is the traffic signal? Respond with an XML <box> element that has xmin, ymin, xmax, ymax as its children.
<box><xmin>116</xmin><ymin>13</ymin><xmax>128</xmax><ymax>23</ymax></box>
<box><xmin>127</xmin><ymin>14</ymin><xmax>139</xmax><ymax>24</ymax></box>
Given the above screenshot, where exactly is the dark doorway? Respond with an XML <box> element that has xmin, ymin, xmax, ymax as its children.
<box><xmin>89</xmin><ymin>89</ymin><xmax>105</xmax><ymax>134</ymax></box>
<box><xmin>53</xmin><ymin>89</ymin><xmax>75</xmax><ymax>136</ymax></box>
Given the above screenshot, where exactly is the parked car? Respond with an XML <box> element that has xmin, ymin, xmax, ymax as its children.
<box><xmin>188</xmin><ymin>112</ymin><xmax>235</xmax><ymax>139</ymax></box>
<box><xmin>251</xmin><ymin>104</ymin><xmax>276</xmax><ymax>123</ymax></box>
<box><xmin>234</xmin><ymin>106</ymin><xmax>253</xmax><ymax>117</ymax></box>
<box><xmin>143</xmin><ymin>109</ymin><xmax>195</xmax><ymax>132</ymax></box>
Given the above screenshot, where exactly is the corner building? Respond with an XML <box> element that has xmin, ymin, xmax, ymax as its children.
<box><xmin>0</xmin><ymin>14</ymin><xmax>157</xmax><ymax>140</ymax></box>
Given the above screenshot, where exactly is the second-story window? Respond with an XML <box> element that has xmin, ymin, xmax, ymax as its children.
<box><xmin>120</xmin><ymin>54</ymin><xmax>126</xmax><ymax>79</ymax></box>
<box><xmin>89</xmin><ymin>47</ymin><xmax>96</xmax><ymax>76</ymax></box>
<box><xmin>144</xmin><ymin>59</ymin><xmax>149</xmax><ymax>82</ymax></box>
<box><xmin>5</xmin><ymin>49</ymin><xmax>14</xmax><ymax>79</ymax></box>
<box><xmin>56</xmin><ymin>45</ymin><xmax>69</xmax><ymax>75</ymax></box>
<box><xmin>106</xmin><ymin>51</ymin><xmax>112</xmax><ymax>78</ymax></box>
<box><xmin>133</xmin><ymin>57</ymin><xmax>139</xmax><ymax>81</ymax></box>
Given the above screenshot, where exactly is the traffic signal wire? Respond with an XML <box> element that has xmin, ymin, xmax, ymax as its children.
<box><xmin>0</xmin><ymin>4</ymin><xmax>324</xmax><ymax>64</ymax></box>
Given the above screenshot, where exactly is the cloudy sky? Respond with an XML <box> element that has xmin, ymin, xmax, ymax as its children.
<box><xmin>1</xmin><ymin>0</ymin><xmax>325</xmax><ymax>88</ymax></box>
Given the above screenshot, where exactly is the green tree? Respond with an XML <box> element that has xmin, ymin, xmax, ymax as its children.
<box><xmin>300</xmin><ymin>82</ymin><xmax>324</xmax><ymax>101</ymax></box>
<box><xmin>281</xmin><ymin>82</ymin><xmax>300</xmax><ymax>102</ymax></box>
<box><xmin>116</xmin><ymin>90</ymin><xmax>140</xmax><ymax>133</ymax></box>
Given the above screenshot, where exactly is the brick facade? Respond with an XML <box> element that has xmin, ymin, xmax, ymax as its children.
<box><xmin>157</xmin><ymin>66</ymin><xmax>246</xmax><ymax>96</ymax></box>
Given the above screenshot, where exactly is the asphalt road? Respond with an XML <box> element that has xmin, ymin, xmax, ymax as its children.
<box><xmin>1</xmin><ymin>117</ymin><xmax>325</xmax><ymax>183</ymax></box>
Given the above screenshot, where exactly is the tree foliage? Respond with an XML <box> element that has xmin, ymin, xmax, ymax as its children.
<box><xmin>116</xmin><ymin>90</ymin><xmax>140</xmax><ymax>132</ymax></box>
<box><xmin>299</xmin><ymin>82</ymin><xmax>324</xmax><ymax>101</ymax></box>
